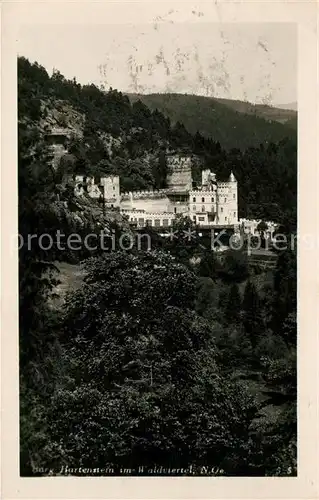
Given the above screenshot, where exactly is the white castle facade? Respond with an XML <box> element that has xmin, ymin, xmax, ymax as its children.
<box><xmin>73</xmin><ymin>154</ymin><xmax>239</xmax><ymax>229</ymax></box>
<box><xmin>50</xmin><ymin>129</ymin><xmax>277</xmax><ymax>235</ymax></box>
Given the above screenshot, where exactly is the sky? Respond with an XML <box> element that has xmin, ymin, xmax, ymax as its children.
<box><xmin>17</xmin><ymin>22</ymin><xmax>297</xmax><ymax>106</ymax></box>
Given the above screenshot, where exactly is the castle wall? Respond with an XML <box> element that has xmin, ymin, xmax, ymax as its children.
<box><xmin>120</xmin><ymin>190</ymin><xmax>171</xmax><ymax>212</ymax></box>
<box><xmin>121</xmin><ymin>209</ymin><xmax>176</xmax><ymax>228</ymax></box>
<box><xmin>188</xmin><ymin>175</ymin><xmax>238</xmax><ymax>226</ymax></box>
<box><xmin>166</xmin><ymin>155</ymin><xmax>193</xmax><ymax>191</ymax></box>
<box><xmin>73</xmin><ymin>165</ymin><xmax>240</xmax><ymax>229</ymax></box>
<box><xmin>101</xmin><ymin>176</ymin><xmax>120</xmax><ymax>207</ymax></box>
<box><xmin>168</xmin><ymin>201</ymin><xmax>189</xmax><ymax>215</ymax></box>
<box><xmin>119</xmin><ymin>189</ymin><xmax>193</xmax><ymax>215</ymax></box>
<box><xmin>130</xmin><ymin>196</ymin><xmax>171</xmax><ymax>213</ymax></box>
<box><xmin>189</xmin><ymin>188</ymin><xmax>217</xmax><ymax>224</ymax></box>
<box><xmin>120</xmin><ymin>197</ymin><xmax>134</xmax><ymax>211</ymax></box>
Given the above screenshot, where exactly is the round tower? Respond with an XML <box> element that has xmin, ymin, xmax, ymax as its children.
<box><xmin>228</xmin><ymin>171</ymin><xmax>238</xmax><ymax>224</ymax></box>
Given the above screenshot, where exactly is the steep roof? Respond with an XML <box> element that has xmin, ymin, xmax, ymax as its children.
<box><xmin>229</xmin><ymin>171</ymin><xmax>237</xmax><ymax>182</ymax></box>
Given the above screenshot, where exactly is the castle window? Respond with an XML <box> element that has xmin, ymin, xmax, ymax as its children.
<box><xmin>198</xmin><ymin>216</ymin><xmax>205</xmax><ymax>221</ymax></box>
<box><xmin>225</xmin><ymin>217</ymin><xmax>228</xmax><ymax>222</ymax></box>
<box><xmin>163</xmin><ymin>219</ymin><xmax>169</xmax><ymax>226</ymax></box>
<box><xmin>154</xmin><ymin>219</ymin><xmax>161</xmax><ymax>227</ymax></box>
<box><xmin>220</xmin><ymin>207</ymin><xmax>223</xmax><ymax>213</ymax></box>
<box><xmin>201</xmin><ymin>197</ymin><xmax>205</xmax><ymax>202</ymax></box>
<box><xmin>224</xmin><ymin>198</ymin><xmax>227</xmax><ymax>203</ymax></box>
<box><xmin>174</xmin><ymin>207</ymin><xmax>177</xmax><ymax>213</ymax></box>
<box><xmin>233</xmin><ymin>193</ymin><xmax>236</xmax><ymax>199</ymax></box>
<box><xmin>234</xmin><ymin>212</ymin><xmax>236</xmax><ymax>217</ymax></box>
<box><xmin>193</xmin><ymin>205</ymin><xmax>196</xmax><ymax>211</ymax></box>
<box><xmin>202</xmin><ymin>206</ymin><xmax>205</xmax><ymax>212</ymax></box>
<box><xmin>146</xmin><ymin>219</ymin><xmax>152</xmax><ymax>226</ymax></box>
<box><xmin>211</xmin><ymin>197</ymin><xmax>214</xmax><ymax>202</ymax></box>
<box><xmin>138</xmin><ymin>218</ymin><xmax>145</xmax><ymax>226</ymax></box>
<box><xmin>193</xmin><ymin>197</ymin><xmax>196</xmax><ymax>202</ymax></box>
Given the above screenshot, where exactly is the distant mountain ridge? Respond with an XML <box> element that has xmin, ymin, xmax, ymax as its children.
<box><xmin>275</xmin><ymin>102</ymin><xmax>297</xmax><ymax>112</ymax></box>
<box><xmin>127</xmin><ymin>93</ymin><xmax>297</xmax><ymax>150</ymax></box>
<box><xmin>212</xmin><ymin>97</ymin><xmax>297</xmax><ymax>124</ymax></box>
<box><xmin>18</xmin><ymin>56</ymin><xmax>296</xmax><ymax>225</ymax></box>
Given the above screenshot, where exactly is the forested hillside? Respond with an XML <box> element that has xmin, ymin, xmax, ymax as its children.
<box><xmin>19</xmin><ymin>57</ymin><xmax>296</xmax><ymax>226</ymax></box>
<box><xmin>127</xmin><ymin>93</ymin><xmax>297</xmax><ymax>150</ymax></box>
<box><xmin>213</xmin><ymin>97</ymin><xmax>297</xmax><ymax>126</ymax></box>
<box><xmin>19</xmin><ymin>56</ymin><xmax>297</xmax><ymax>477</ymax></box>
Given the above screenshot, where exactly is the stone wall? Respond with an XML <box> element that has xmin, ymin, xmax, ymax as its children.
<box><xmin>166</xmin><ymin>155</ymin><xmax>193</xmax><ymax>191</ymax></box>
<box><xmin>121</xmin><ymin>209</ymin><xmax>176</xmax><ymax>228</ymax></box>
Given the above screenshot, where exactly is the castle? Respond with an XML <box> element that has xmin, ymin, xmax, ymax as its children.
<box><xmin>73</xmin><ymin>154</ymin><xmax>238</xmax><ymax>229</ymax></box>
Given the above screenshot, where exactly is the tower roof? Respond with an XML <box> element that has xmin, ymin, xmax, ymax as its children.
<box><xmin>229</xmin><ymin>171</ymin><xmax>236</xmax><ymax>182</ymax></box>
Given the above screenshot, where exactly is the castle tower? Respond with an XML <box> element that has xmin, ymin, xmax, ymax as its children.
<box><xmin>215</xmin><ymin>171</ymin><xmax>238</xmax><ymax>225</ymax></box>
<box><xmin>202</xmin><ymin>169</ymin><xmax>217</xmax><ymax>189</ymax></box>
<box><xmin>46</xmin><ymin>127</ymin><xmax>69</xmax><ymax>169</ymax></box>
<box><xmin>226</xmin><ymin>171</ymin><xmax>238</xmax><ymax>224</ymax></box>
<box><xmin>100</xmin><ymin>175</ymin><xmax>120</xmax><ymax>207</ymax></box>
<box><xmin>202</xmin><ymin>169</ymin><xmax>211</xmax><ymax>187</ymax></box>
<box><xmin>166</xmin><ymin>155</ymin><xmax>193</xmax><ymax>191</ymax></box>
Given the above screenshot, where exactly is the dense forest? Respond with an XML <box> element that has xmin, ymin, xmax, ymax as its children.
<box><xmin>127</xmin><ymin>92</ymin><xmax>297</xmax><ymax>150</ymax></box>
<box><xmin>19</xmin><ymin>56</ymin><xmax>297</xmax><ymax>226</ymax></box>
<box><xmin>19</xmin><ymin>56</ymin><xmax>297</xmax><ymax>476</ymax></box>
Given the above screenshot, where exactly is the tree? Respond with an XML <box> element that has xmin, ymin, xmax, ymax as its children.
<box><xmin>153</xmin><ymin>151</ymin><xmax>168</xmax><ymax>189</ymax></box>
<box><xmin>257</xmin><ymin>220</ymin><xmax>268</xmax><ymax>235</ymax></box>
<box><xmin>242</xmin><ymin>280</ymin><xmax>263</xmax><ymax>347</ymax></box>
<box><xmin>29</xmin><ymin>251</ymin><xmax>259</xmax><ymax>473</ymax></box>
<box><xmin>224</xmin><ymin>283</ymin><xmax>242</xmax><ymax>324</ymax></box>
<box><xmin>248</xmin><ymin>347</ymin><xmax>297</xmax><ymax>476</ymax></box>
<box><xmin>195</xmin><ymin>276</ymin><xmax>219</xmax><ymax>319</ymax></box>
<box><xmin>219</xmin><ymin>248</ymin><xmax>249</xmax><ymax>283</ymax></box>
<box><xmin>18</xmin><ymin>57</ymin><xmax>297</xmax><ymax>226</ymax></box>
<box><xmin>272</xmin><ymin>248</ymin><xmax>297</xmax><ymax>342</ymax></box>
<box><xmin>18</xmin><ymin>55</ymin><xmax>297</xmax><ymax>477</ymax></box>
<box><xmin>163</xmin><ymin>215</ymin><xmax>202</xmax><ymax>267</ymax></box>
<box><xmin>197</xmin><ymin>249</ymin><xmax>218</xmax><ymax>280</ymax></box>
<box><xmin>257</xmin><ymin>221</ymin><xmax>268</xmax><ymax>248</ymax></box>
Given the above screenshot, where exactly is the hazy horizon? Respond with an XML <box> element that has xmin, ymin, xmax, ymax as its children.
<box><xmin>18</xmin><ymin>22</ymin><xmax>297</xmax><ymax>108</ymax></box>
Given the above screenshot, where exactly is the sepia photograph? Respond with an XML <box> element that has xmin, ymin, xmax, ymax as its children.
<box><xmin>16</xmin><ymin>17</ymin><xmax>300</xmax><ymax>479</ymax></box>
<box><xmin>1</xmin><ymin>0</ymin><xmax>318</xmax><ymax>497</ymax></box>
